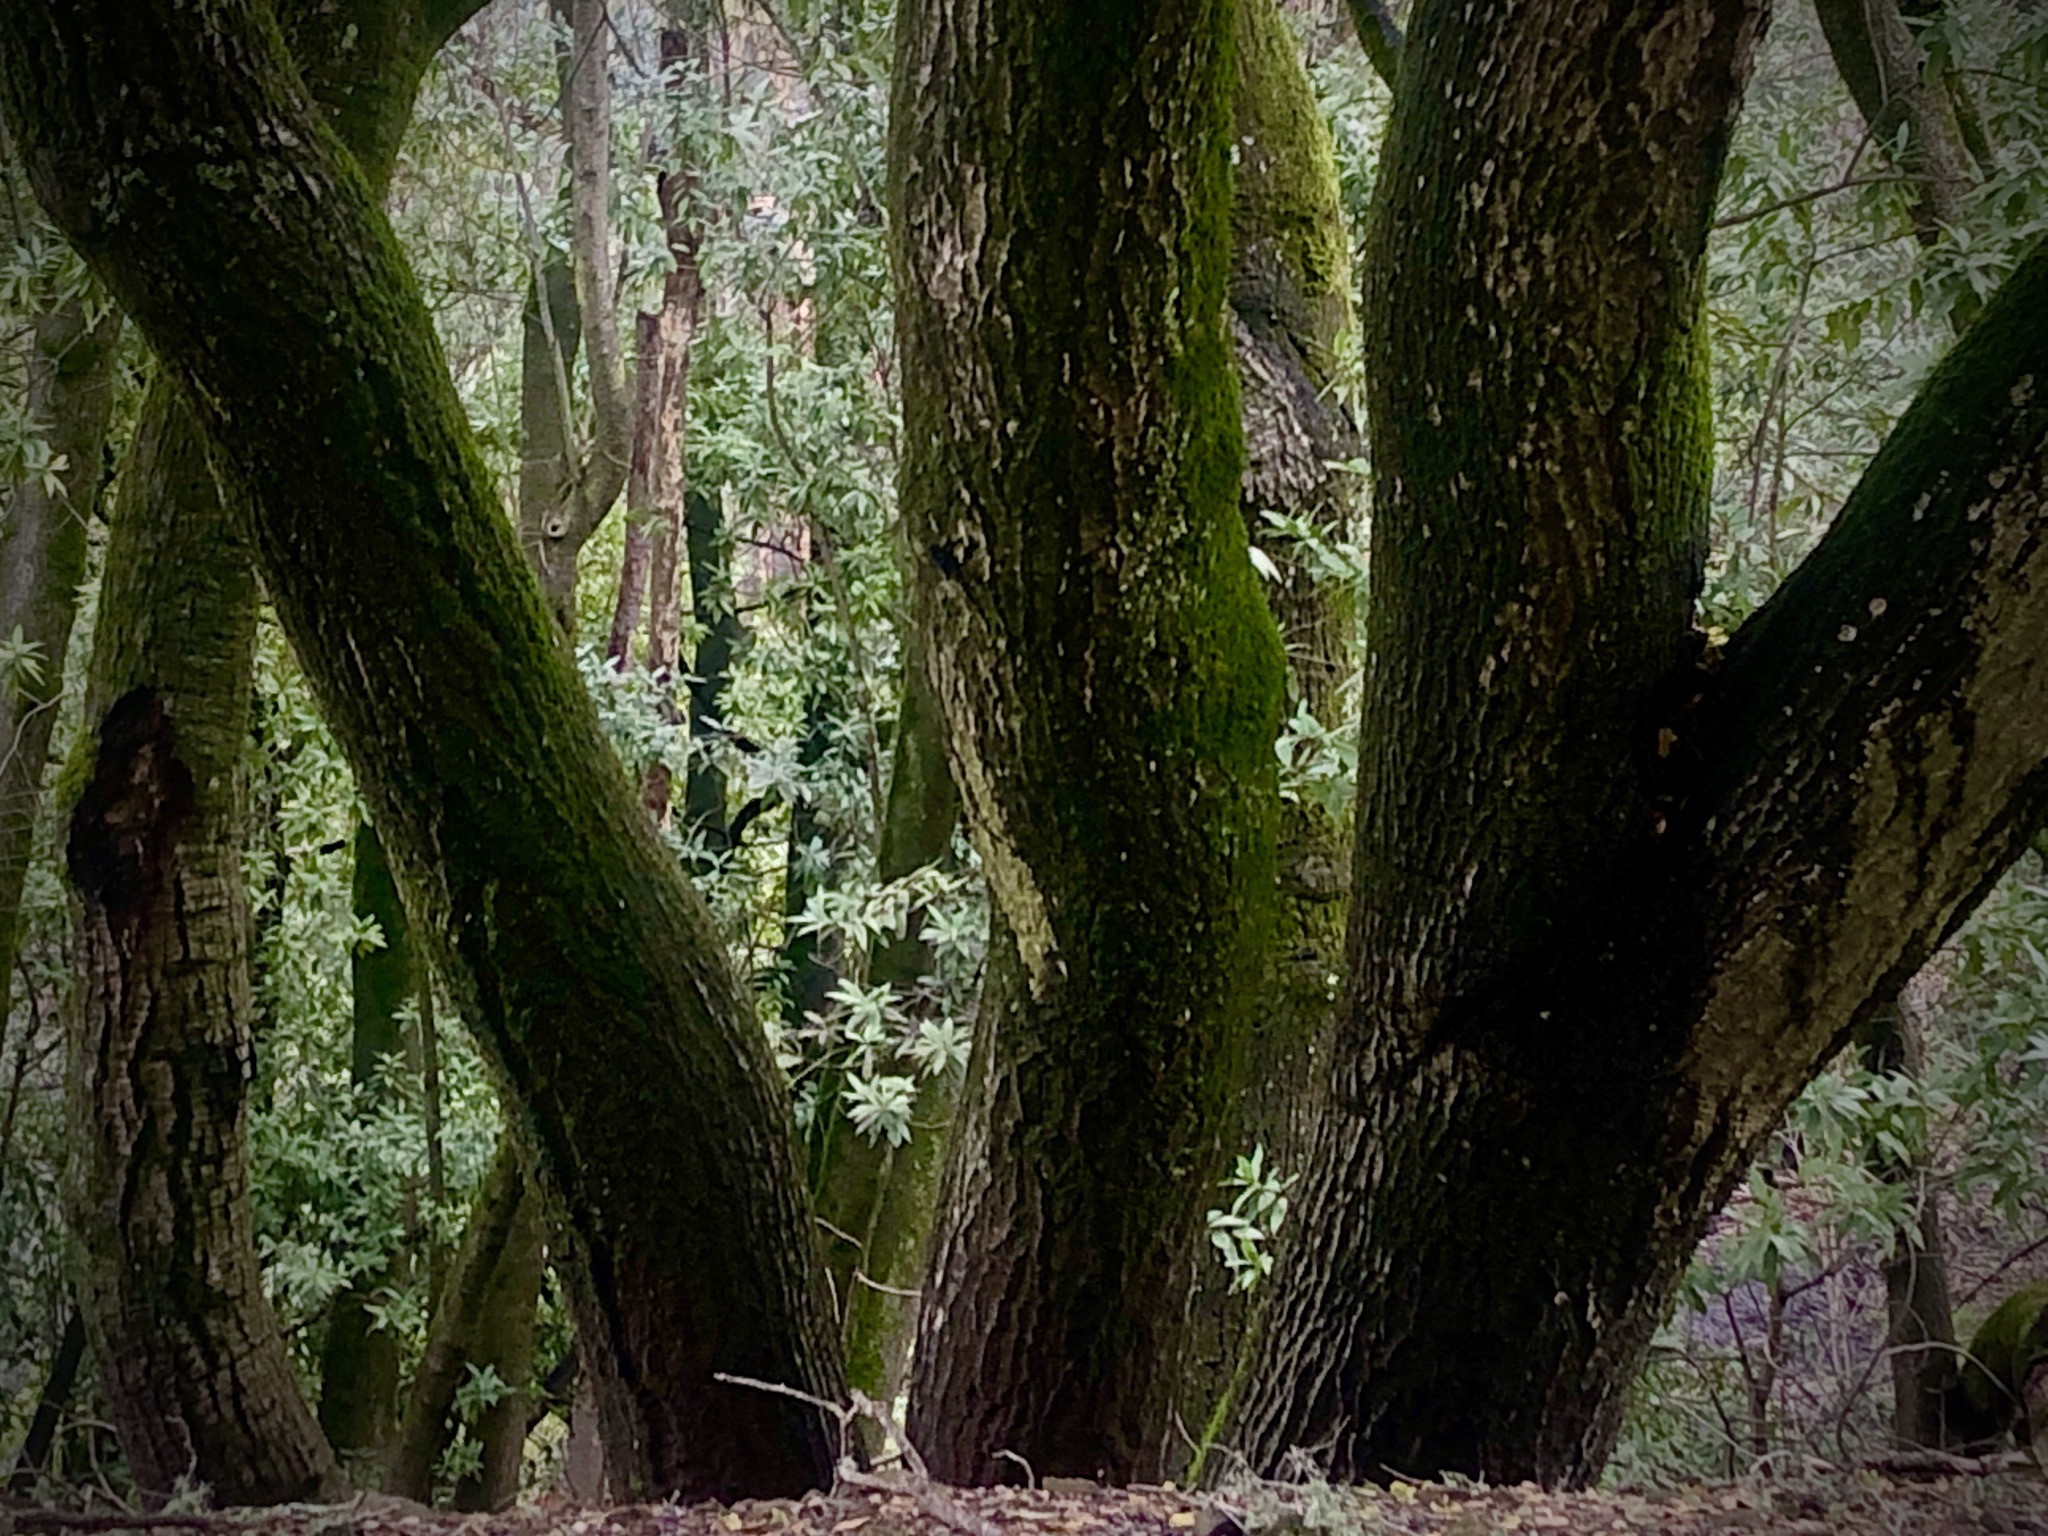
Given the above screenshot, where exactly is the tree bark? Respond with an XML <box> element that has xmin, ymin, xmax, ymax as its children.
<box><xmin>50</xmin><ymin>0</ymin><xmax>493</xmax><ymax>1502</ymax></box>
<box><xmin>64</xmin><ymin>391</ymin><xmax>345</xmax><ymax>1506</ymax></box>
<box><xmin>0</xmin><ymin>290</ymin><xmax>121</xmax><ymax>1032</ymax></box>
<box><xmin>1236</xmin><ymin>2</ymin><xmax>2048</xmax><ymax>1486</ymax></box>
<box><xmin>1182</xmin><ymin>0</ymin><xmax>1360</xmax><ymax>1450</ymax></box>
<box><xmin>1233</xmin><ymin>0</ymin><xmax>1746</xmax><ymax>1485</ymax></box>
<box><xmin>894</xmin><ymin>0</ymin><xmax>1286</xmax><ymax>1484</ymax></box>
<box><xmin>0</xmin><ymin>0</ymin><xmax>844</xmax><ymax>1500</ymax></box>
<box><xmin>318</xmin><ymin>823</ymin><xmax>412</xmax><ymax>1472</ymax></box>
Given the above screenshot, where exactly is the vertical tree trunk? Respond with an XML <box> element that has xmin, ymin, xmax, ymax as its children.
<box><xmin>0</xmin><ymin>291</ymin><xmax>121</xmax><ymax>1030</ymax></box>
<box><xmin>1182</xmin><ymin>0</ymin><xmax>1360</xmax><ymax>1449</ymax></box>
<box><xmin>682</xmin><ymin>486</ymin><xmax>739</xmax><ymax>848</ymax></box>
<box><xmin>65</xmin><ymin>391</ymin><xmax>345</xmax><ymax>1506</ymax></box>
<box><xmin>894</xmin><ymin>0</ymin><xmax>1286</xmax><ymax>1484</ymax></box>
<box><xmin>318</xmin><ymin>822</ymin><xmax>412</xmax><ymax>1472</ymax></box>
<box><xmin>1234</xmin><ymin>0</ymin><xmax>1766</xmax><ymax>1486</ymax></box>
<box><xmin>811</xmin><ymin>618</ymin><xmax>961</xmax><ymax>1407</ymax></box>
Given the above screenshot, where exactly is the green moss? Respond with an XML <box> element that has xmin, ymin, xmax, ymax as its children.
<box><xmin>1232</xmin><ymin>0</ymin><xmax>1351</xmax><ymax>355</ymax></box>
<box><xmin>1963</xmin><ymin>1281</ymin><xmax>2048</xmax><ymax>1425</ymax></box>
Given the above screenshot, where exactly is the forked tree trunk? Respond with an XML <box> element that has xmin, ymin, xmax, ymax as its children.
<box><xmin>1237</xmin><ymin>0</ymin><xmax>2048</xmax><ymax>1487</ymax></box>
<box><xmin>0</xmin><ymin>0</ymin><xmax>845</xmax><ymax>1499</ymax></box>
<box><xmin>54</xmin><ymin>0</ymin><xmax>485</xmax><ymax>1500</ymax></box>
<box><xmin>893</xmin><ymin>0</ymin><xmax>1286</xmax><ymax>1484</ymax></box>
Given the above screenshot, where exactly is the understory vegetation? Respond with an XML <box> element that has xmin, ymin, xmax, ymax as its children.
<box><xmin>1</xmin><ymin>0</ymin><xmax>2046</xmax><ymax>1512</ymax></box>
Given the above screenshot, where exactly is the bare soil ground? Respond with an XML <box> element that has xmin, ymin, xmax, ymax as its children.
<box><xmin>7</xmin><ymin>1466</ymin><xmax>2046</xmax><ymax>1536</ymax></box>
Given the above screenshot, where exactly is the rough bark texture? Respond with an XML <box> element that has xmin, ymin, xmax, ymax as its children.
<box><xmin>1237</xmin><ymin>1</ymin><xmax>2048</xmax><ymax>1486</ymax></box>
<box><xmin>0</xmin><ymin>0</ymin><xmax>844</xmax><ymax>1501</ymax></box>
<box><xmin>1182</xmin><ymin>0</ymin><xmax>1359</xmax><ymax>1451</ymax></box>
<box><xmin>64</xmin><ymin>392</ymin><xmax>343</xmax><ymax>1506</ymax></box>
<box><xmin>893</xmin><ymin>0</ymin><xmax>1286</xmax><ymax>1485</ymax></box>
<box><xmin>51</xmin><ymin>0</ymin><xmax>491</xmax><ymax>1500</ymax></box>
<box><xmin>0</xmin><ymin>293</ymin><xmax>121</xmax><ymax>1031</ymax></box>
<box><xmin>1233</xmin><ymin>0</ymin><xmax>1752</xmax><ymax>1485</ymax></box>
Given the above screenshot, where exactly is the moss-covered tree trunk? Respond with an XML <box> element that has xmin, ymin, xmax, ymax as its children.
<box><xmin>0</xmin><ymin>288</ymin><xmax>121</xmax><ymax>1031</ymax></box>
<box><xmin>65</xmin><ymin>385</ymin><xmax>345</xmax><ymax>1507</ymax></box>
<box><xmin>893</xmin><ymin>0</ymin><xmax>1286</xmax><ymax>1485</ymax></box>
<box><xmin>1181</xmin><ymin>0</ymin><xmax>1360</xmax><ymax>1449</ymax></box>
<box><xmin>1236</xmin><ymin>0</ymin><xmax>2048</xmax><ymax>1487</ymax></box>
<box><xmin>55</xmin><ymin>0</ymin><xmax>489</xmax><ymax>1501</ymax></box>
<box><xmin>0</xmin><ymin>0</ymin><xmax>844</xmax><ymax>1501</ymax></box>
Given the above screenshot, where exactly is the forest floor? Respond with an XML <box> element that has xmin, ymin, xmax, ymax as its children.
<box><xmin>9</xmin><ymin>1464</ymin><xmax>2047</xmax><ymax>1536</ymax></box>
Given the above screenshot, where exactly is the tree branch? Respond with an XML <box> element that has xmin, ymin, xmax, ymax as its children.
<box><xmin>1342</xmin><ymin>0</ymin><xmax>1403</xmax><ymax>88</ymax></box>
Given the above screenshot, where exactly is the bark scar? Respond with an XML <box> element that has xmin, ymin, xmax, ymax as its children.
<box><xmin>66</xmin><ymin>687</ymin><xmax>196</xmax><ymax>932</ymax></box>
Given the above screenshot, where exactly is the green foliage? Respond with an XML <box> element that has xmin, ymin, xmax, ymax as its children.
<box><xmin>1207</xmin><ymin>1145</ymin><xmax>1298</xmax><ymax>1294</ymax></box>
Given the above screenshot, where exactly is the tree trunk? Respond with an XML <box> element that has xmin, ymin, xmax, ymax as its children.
<box><xmin>1863</xmin><ymin>993</ymin><xmax>1962</xmax><ymax>1449</ymax></box>
<box><xmin>64</xmin><ymin>389</ymin><xmax>345</xmax><ymax>1507</ymax></box>
<box><xmin>1813</xmin><ymin>0</ymin><xmax>1972</xmax><ymax>239</ymax></box>
<box><xmin>451</xmin><ymin>1180</ymin><xmax>543</xmax><ymax>1512</ymax></box>
<box><xmin>1238</xmin><ymin>0</ymin><xmax>2048</xmax><ymax>1487</ymax></box>
<box><xmin>1182</xmin><ymin>0</ymin><xmax>1360</xmax><ymax>1451</ymax></box>
<box><xmin>521</xmin><ymin>0</ymin><xmax>631</xmax><ymax>629</ymax></box>
<box><xmin>810</xmin><ymin>618</ymin><xmax>961</xmax><ymax>1408</ymax></box>
<box><xmin>385</xmin><ymin>1138</ymin><xmax>530</xmax><ymax>1503</ymax></box>
<box><xmin>6</xmin><ymin>1308</ymin><xmax>86</xmax><ymax>1495</ymax></box>
<box><xmin>318</xmin><ymin>822</ymin><xmax>412</xmax><ymax>1473</ymax></box>
<box><xmin>51</xmin><ymin>0</ymin><xmax>489</xmax><ymax>1501</ymax></box>
<box><xmin>0</xmin><ymin>290</ymin><xmax>121</xmax><ymax>1031</ymax></box>
<box><xmin>894</xmin><ymin>0</ymin><xmax>1286</xmax><ymax>1484</ymax></box>
<box><xmin>682</xmin><ymin>486</ymin><xmax>739</xmax><ymax>849</ymax></box>
<box><xmin>0</xmin><ymin>0</ymin><xmax>845</xmax><ymax>1499</ymax></box>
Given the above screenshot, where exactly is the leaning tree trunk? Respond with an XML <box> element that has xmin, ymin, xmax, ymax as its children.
<box><xmin>0</xmin><ymin>0</ymin><xmax>844</xmax><ymax>1500</ymax></box>
<box><xmin>894</xmin><ymin>0</ymin><xmax>1286</xmax><ymax>1485</ymax></box>
<box><xmin>1237</xmin><ymin>0</ymin><xmax>2048</xmax><ymax>1488</ymax></box>
<box><xmin>0</xmin><ymin>288</ymin><xmax>121</xmax><ymax>1030</ymax></box>
<box><xmin>55</xmin><ymin>0</ymin><xmax>492</xmax><ymax>1501</ymax></box>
